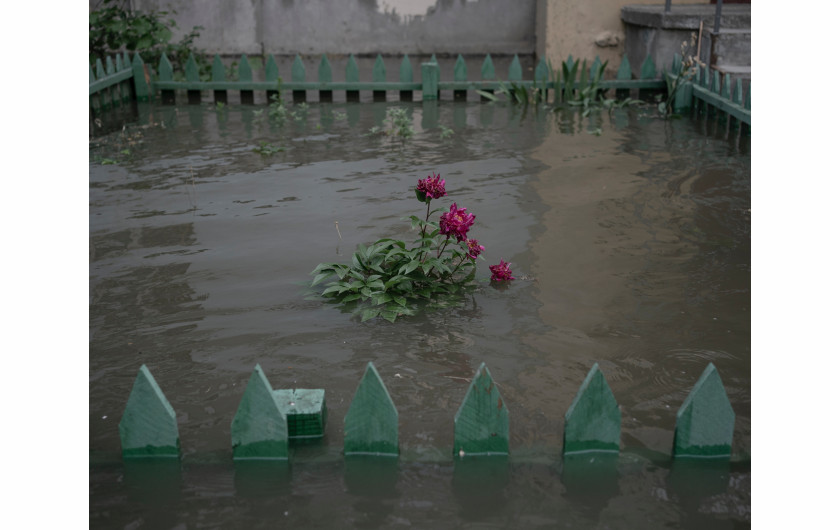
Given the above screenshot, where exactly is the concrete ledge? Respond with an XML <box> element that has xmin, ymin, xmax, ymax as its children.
<box><xmin>621</xmin><ymin>4</ymin><xmax>751</xmax><ymax>30</ymax></box>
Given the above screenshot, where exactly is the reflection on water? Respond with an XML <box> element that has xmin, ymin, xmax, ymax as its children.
<box><xmin>90</xmin><ymin>101</ymin><xmax>749</xmax><ymax>528</ymax></box>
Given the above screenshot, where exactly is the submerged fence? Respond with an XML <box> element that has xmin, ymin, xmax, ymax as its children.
<box><xmin>119</xmin><ymin>360</ymin><xmax>737</xmax><ymax>463</ymax></box>
<box><xmin>89</xmin><ymin>52</ymin><xmax>750</xmax><ymax>127</ymax></box>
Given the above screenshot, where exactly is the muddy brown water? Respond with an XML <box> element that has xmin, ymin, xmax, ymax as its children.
<box><xmin>90</xmin><ymin>100</ymin><xmax>750</xmax><ymax>528</ymax></box>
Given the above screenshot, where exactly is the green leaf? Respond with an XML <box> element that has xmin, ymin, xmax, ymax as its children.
<box><xmin>476</xmin><ymin>89</ymin><xmax>499</xmax><ymax>102</ymax></box>
<box><xmin>380</xmin><ymin>310</ymin><xmax>398</xmax><ymax>323</ymax></box>
<box><xmin>367</xmin><ymin>279</ymin><xmax>386</xmax><ymax>291</ymax></box>
<box><xmin>401</xmin><ymin>260</ymin><xmax>421</xmax><ymax>275</ymax></box>
<box><xmin>321</xmin><ymin>284</ymin><xmax>343</xmax><ymax>296</ymax></box>
<box><xmin>360</xmin><ymin>308</ymin><xmax>380</xmax><ymax>322</ymax></box>
<box><xmin>342</xmin><ymin>293</ymin><xmax>362</xmax><ymax>303</ymax></box>
<box><xmin>311</xmin><ymin>271</ymin><xmax>334</xmax><ymax>286</ymax></box>
<box><xmin>393</xmin><ymin>295</ymin><xmax>407</xmax><ymax>307</ymax></box>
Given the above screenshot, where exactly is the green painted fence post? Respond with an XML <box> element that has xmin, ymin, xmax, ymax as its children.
<box><xmin>344</xmin><ymin>362</ymin><xmax>399</xmax><ymax>456</ymax></box>
<box><xmin>119</xmin><ymin>365</ymin><xmax>180</xmax><ymax>458</ymax></box>
<box><xmin>211</xmin><ymin>54</ymin><xmax>227</xmax><ymax>104</ymax></box>
<box><xmin>373</xmin><ymin>54</ymin><xmax>387</xmax><ymax>102</ymax></box>
<box><xmin>563</xmin><ymin>363</ymin><xmax>621</xmax><ymax>456</ymax></box>
<box><xmin>291</xmin><ymin>55</ymin><xmax>306</xmax><ymax>103</ymax></box>
<box><xmin>508</xmin><ymin>54</ymin><xmax>522</xmax><ymax>82</ymax></box>
<box><xmin>400</xmin><ymin>54</ymin><xmax>413</xmax><ymax>101</ymax></box>
<box><xmin>119</xmin><ymin>52</ymin><xmax>132</xmax><ymax>103</ymax></box>
<box><xmin>131</xmin><ymin>53</ymin><xmax>151</xmax><ymax>102</ymax></box>
<box><xmin>346</xmin><ymin>54</ymin><xmax>360</xmax><ymax>102</ymax></box>
<box><xmin>95</xmin><ymin>58</ymin><xmax>107</xmax><ymax>109</ymax></box>
<box><xmin>535</xmin><ymin>55</ymin><xmax>549</xmax><ymax>83</ymax></box>
<box><xmin>672</xmin><ymin>363</ymin><xmax>735</xmax><ymax>458</ymax></box>
<box><xmin>453</xmin><ymin>363</ymin><xmax>509</xmax><ymax>457</ymax></box>
<box><xmin>422</xmin><ymin>61</ymin><xmax>439</xmax><ymax>101</ymax></box>
<box><xmin>184</xmin><ymin>54</ymin><xmax>201</xmax><ymax>104</ymax></box>
<box><xmin>616</xmin><ymin>54</ymin><xmax>632</xmax><ymax>100</ymax></box>
<box><xmin>231</xmin><ymin>364</ymin><xmax>289</xmax><ymax>460</ymax></box>
<box><xmin>640</xmin><ymin>54</ymin><xmax>656</xmax><ymax>79</ymax></box>
<box><xmin>733</xmin><ymin>78</ymin><xmax>743</xmax><ymax>107</ymax></box>
<box><xmin>158</xmin><ymin>54</ymin><xmax>175</xmax><ymax>105</ymax></box>
<box><xmin>639</xmin><ymin>54</ymin><xmax>658</xmax><ymax>101</ymax></box>
<box><xmin>453</xmin><ymin>54</ymin><xmax>467</xmax><ymax>101</ymax></box>
<box><xmin>265</xmin><ymin>54</ymin><xmax>280</xmax><ymax>104</ymax></box>
<box><xmin>318</xmin><ymin>54</ymin><xmax>332</xmax><ymax>102</ymax></box>
<box><xmin>480</xmin><ymin>54</ymin><xmax>495</xmax><ymax>101</ymax></box>
<box><xmin>238</xmin><ymin>53</ymin><xmax>254</xmax><ymax>104</ymax></box>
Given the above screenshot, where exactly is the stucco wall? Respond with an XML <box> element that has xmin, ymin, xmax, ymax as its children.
<box><xmin>536</xmin><ymin>0</ymin><xmax>699</xmax><ymax>77</ymax></box>
<box><xmin>101</xmin><ymin>0</ymin><xmax>537</xmax><ymax>57</ymax></box>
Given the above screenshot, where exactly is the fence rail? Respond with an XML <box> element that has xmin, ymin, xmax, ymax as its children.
<box><xmin>89</xmin><ymin>51</ymin><xmax>750</xmax><ymax>126</ymax></box>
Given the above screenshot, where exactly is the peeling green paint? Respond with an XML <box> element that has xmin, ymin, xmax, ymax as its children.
<box><xmin>453</xmin><ymin>363</ymin><xmax>509</xmax><ymax>456</ymax></box>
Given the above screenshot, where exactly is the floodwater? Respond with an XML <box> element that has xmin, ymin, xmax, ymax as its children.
<box><xmin>89</xmin><ymin>99</ymin><xmax>750</xmax><ymax>528</ymax></box>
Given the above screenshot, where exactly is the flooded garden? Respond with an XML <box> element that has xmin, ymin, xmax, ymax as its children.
<box><xmin>89</xmin><ymin>99</ymin><xmax>750</xmax><ymax>528</ymax></box>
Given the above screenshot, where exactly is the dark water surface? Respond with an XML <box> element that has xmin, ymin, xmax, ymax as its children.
<box><xmin>90</xmin><ymin>101</ymin><xmax>750</xmax><ymax>528</ymax></box>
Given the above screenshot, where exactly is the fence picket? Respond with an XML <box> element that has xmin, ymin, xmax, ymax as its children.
<box><xmin>590</xmin><ymin>56</ymin><xmax>603</xmax><ymax>80</ymax></box>
<box><xmin>508</xmin><ymin>54</ymin><xmax>522</xmax><ymax>81</ymax></box>
<box><xmin>453</xmin><ymin>363</ymin><xmax>509</xmax><ymax>457</ymax></box>
<box><xmin>535</xmin><ymin>56</ymin><xmax>549</xmax><ymax>84</ymax></box>
<box><xmin>344</xmin><ymin>363</ymin><xmax>399</xmax><ymax>456</ymax></box>
<box><xmin>479</xmin><ymin>54</ymin><xmax>496</xmax><ymax>101</ymax></box>
<box><xmin>563</xmin><ymin>363</ymin><xmax>621</xmax><ymax>456</ymax></box>
<box><xmin>119</xmin><ymin>365</ymin><xmax>180</xmax><ymax>458</ymax></box>
<box><xmin>640</xmin><ymin>54</ymin><xmax>656</xmax><ymax>79</ymax></box>
<box><xmin>733</xmin><ymin>78</ymin><xmax>743</xmax><ymax>107</ymax></box>
<box><xmin>106</xmin><ymin>56</ymin><xmax>115</xmax><ymax>76</ymax></box>
<box><xmin>481</xmin><ymin>54</ymin><xmax>495</xmax><ymax>80</ymax></box>
<box><xmin>292</xmin><ymin>55</ymin><xmax>306</xmax><ymax>103</ymax></box>
<box><xmin>616</xmin><ymin>54</ymin><xmax>632</xmax><ymax>99</ymax></box>
<box><xmin>231</xmin><ymin>364</ymin><xmax>289</xmax><ymax>460</ymax></box>
<box><xmin>454</xmin><ymin>54</ymin><xmax>467</xmax><ymax>101</ymax></box>
<box><xmin>211</xmin><ymin>55</ymin><xmax>227</xmax><ymax>104</ymax></box>
<box><xmin>238</xmin><ymin>53</ymin><xmax>254</xmax><ymax>104</ymax></box>
<box><xmin>346</xmin><ymin>54</ymin><xmax>360</xmax><ymax>102</ymax></box>
<box><xmin>96</xmin><ymin>58</ymin><xmax>106</xmax><ymax>81</ymax></box>
<box><xmin>673</xmin><ymin>363</ymin><xmax>734</xmax><ymax>458</ymax></box>
<box><xmin>89</xmin><ymin>64</ymin><xmax>95</xmax><ymax>85</ymax></box>
<box><xmin>422</xmin><ymin>60</ymin><xmax>439</xmax><ymax>100</ymax></box>
<box><xmin>400</xmin><ymin>54</ymin><xmax>413</xmax><ymax>101</ymax></box>
<box><xmin>131</xmin><ymin>54</ymin><xmax>150</xmax><ymax>101</ymax></box>
<box><xmin>158</xmin><ymin>54</ymin><xmax>175</xmax><ymax>105</ymax></box>
<box><xmin>185</xmin><ymin>53</ymin><xmax>201</xmax><ymax>104</ymax></box>
<box><xmin>373</xmin><ymin>54</ymin><xmax>387</xmax><ymax>101</ymax></box>
<box><xmin>318</xmin><ymin>54</ymin><xmax>333</xmax><ymax>102</ymax></box>
<box><xmin>264</xmin><ymin>55</ymin><xmax>279</xmax><ymax>103</ymax></box>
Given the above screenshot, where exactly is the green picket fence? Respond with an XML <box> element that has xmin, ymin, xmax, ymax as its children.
<box><xmin>89</xmin><ymin>52</ymin><xmax>750</xmax><ymax>127</ymax></box>
<box><xmin>119</xmin><ymin>360</ymin><xmax>737</xmax><ymax>462</ymax></box>
<box><xmin>89</xmin><ymin>52</ymin><xmax>135</xmax><ymax>112</ymax></box>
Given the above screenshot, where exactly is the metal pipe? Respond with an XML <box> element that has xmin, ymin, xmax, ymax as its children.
<box><xmin>714</xmin><ymin>0</ymin><xmax>723</xmax><ymax>33</ymax></box>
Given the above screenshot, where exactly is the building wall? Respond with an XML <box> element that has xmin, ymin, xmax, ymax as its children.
<box><xmin>101</xmin><ymin>0</ymin><xmax>537</xmax><ymax>57</ymax></box>
<box><xmin>537</xmin><ymin>0</ymin><xmax>699</xmax><ymax>77</ymax></box>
